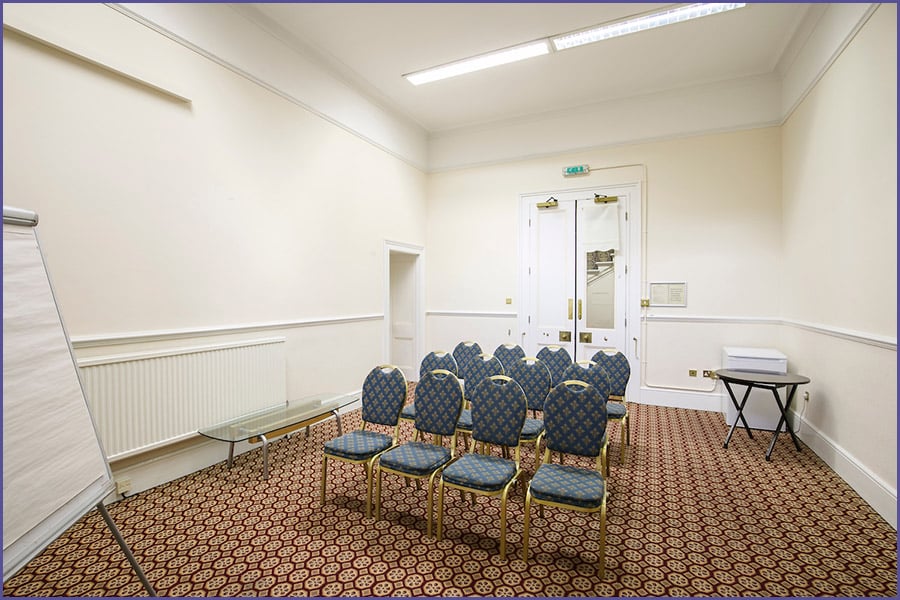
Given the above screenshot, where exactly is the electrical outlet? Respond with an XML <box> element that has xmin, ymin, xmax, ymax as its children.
<box><xmin>803</xmin><ymin>391</ymin><xmax>810</xmax><ymax>402</ymax></box>
<box><xmin>703</xmin><ymin>370</ymin><xmax>716</xmax><ymax>378</ymax></box>
<box><xmin>116</xmin><ymin>478</ymin><xmax>132</xmax><ymax>495</ymax></box>
<box><xmin>688</xmin><ymin>369</ymin><xmax>698</xmax><ymax>377</ymax></box>
<box><xmin>505</xmin><ymin>297</ymin><xmax>512</xmax><ymax>305</ymax></box>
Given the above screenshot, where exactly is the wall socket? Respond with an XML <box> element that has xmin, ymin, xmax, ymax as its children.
<box><xmin>116</xmin><ymin>478</ymin><xmax>132</xmax><ymax>495</ymax></box>
<box><xmin>703</xmin><ymin>370</ymin><xmax>716</xmax><ymax>378</ymax></box>
<box><xmin>688</xmin><ymin>369</ymin><xmax>698</xmax><ymax>377</ymax></box>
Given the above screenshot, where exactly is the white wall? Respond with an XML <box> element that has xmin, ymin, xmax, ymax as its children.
<box><xmin>779</xmin><ymin>3</ymin><xmax>896</xmax><ymax>523</ymax></box>
<box><xmin>2</xmin><ymin>4</ymin><xmax>427</xmax><ymax>493</ymax></box>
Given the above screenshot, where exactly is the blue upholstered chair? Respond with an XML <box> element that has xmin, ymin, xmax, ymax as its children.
<box><xmin>591</xmin><ymin>349</ymin><xmax>631</xmax><ymax>465</ymax></box>
<box><xmin>456</xmin><ymin>353</ymin><xmax>504</xmax><ymax>439</ymax></box>
<box><xmin>400</xmin><ymin>351</ymin><xmax>459</xmax><ymax>427</ymax></box>
<box><xmin>523</xmin><ymin>380</ymin><xmax>609</xmax><ymax>576</ymax></box>
<box><xmin>320</xmin><ymin>365</ymin><xmax>408</xmax><ymax>518</ymax></box>
<box><xmin>375</xmin><ymin>369</ymin><xmax>464</xmax><ymax>537</ymax></box>
<box><xmin>562</xmin><ymin>360</ymin><xmax>612</xmax><ymax>475</ymax></box>
<box><xmin>492</xmin><ymin>343</ymin><xmax>526</xmax><ymax>372</ymax></box>
<box><xmin>536</xmin><ymin>345</ymin><xmax>573</xmax><ymax>387</ymax></box>
<box><xmin>452</xmin><ymin>341</ymin><xmax>482</xmax><ymax>382</ymax></box>
<box><xmin>505</xmin><ymin>357</ymin><xmax>551</xmax><ymax>469</ymax></box>
<box><xmin>437</xmin><ymin>375</ymin><xmax>527</xmax><ymax>561</ymax></box>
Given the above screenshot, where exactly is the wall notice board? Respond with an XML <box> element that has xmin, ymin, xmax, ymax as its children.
<box><xmin>2</xmin><ymin>206</ymin><xmax>153</xmax><ymax>593</ymax></box>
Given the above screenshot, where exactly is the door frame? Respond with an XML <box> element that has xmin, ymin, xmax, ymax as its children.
<box><xmin>517</xmin><ymin>182</ymin><xmax>643</xmax><ymax>400</ymax></box>
<box><xmin>384</xmin><ymin>240</ymin><xmax>425</xmax><ymax>381</ymax></box>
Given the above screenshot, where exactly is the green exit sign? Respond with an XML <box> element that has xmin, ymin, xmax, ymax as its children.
<box><xmin>562</xmin><ymin>164</ymin><xmax>590</xmax><ymax>177</ymax></box>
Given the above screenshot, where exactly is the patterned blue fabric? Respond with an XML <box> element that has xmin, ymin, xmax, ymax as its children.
<box><xmin>492</xmin><ymin>344</ymin><xmax>525</xmax><ymax>371</ymax></box>
<box><xmin>543</xmin><ymin>382</ymin><xmax>607</xmax><ymax>457</ymax></box>
<box><xmin>463</xmin><ymin>354</ymin><xmax>504</xmax><ymax>398</ymax></box>
<box><xmin>414</xmin><ymin>370</ymin><xmax>464</xmax><ymax>436</ymax></box>
<box><xmin>360</xmin><ymin>365</ymin><xmax>408</xmax><ymax>426</ymax></box>
<box><xmin>452</xmin><ymin>341</ymin><xmax>482</xmax><ymax>381</ymax></box>
<box><xmin>520</xmin><ymin>417</ymin><xmax>544</xmax><ymax>441</ymax></box>
<box><xmin>505</xmin><ymin>358</ymin><xmax>551</xmax><ymax>412</ymax></box>
<box><xmin>324</xmin><ymin>429</ymin><xmax>394</xmax><ymax>461</ymax></box>
<box><xmin>456</xmin><ymin>408</ymin><xmax>472</xmax><ymax>431</ymax></box>
<box><xmin>561</xmin><ymin>361</ymin><xmax>611</xmax><ymax>404</ymax></box>
<box><xmin>441</xmin><ymin>454</ymin><xmax>518</xmax><ymax>492</ymax></box>
<box><xmin>419</xmin><ymin>351</ymin><xmax>459</xmax><ymax>379</ymax></box>
<box><xmin>400</xmin><ymin>403</ymin><xmax>416</xmax><ymax>420</ymax></box>
<box><xmin>529</xmin><ymin>463</ymin><xmax>606</xmax><ymax>509</ymax></box>
<box><xmin>470</xmin><ymin>376</ymin><xmax>526</xmax><ymax>447</ymax></box>
<box><xmin>536</xmin><ymin>346</ymin><xmax>573</xmax><ymax>387</ymax></box>
<box><xmin>378</xmin><ymin>441</ymin><xmax>453</xmax><ymax>476</ymax></box>
<box><xmin>591</xmin><ymin>350</ymin><xmax>631</xmax><ymax>397</ymax></box>
<box><xmin>606</xmin><ymin>402</ymin><xmax>626</xmax><ymax>420</ymax></box>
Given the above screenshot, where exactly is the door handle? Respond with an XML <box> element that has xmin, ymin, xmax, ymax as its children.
<box><xmin>567</xmin><ymin>298</ymin><xmax>573</xmax><ymax>320</ymax></box>
<box><xmin>577</xmin><ymin>299</ymin><xmax>582</xmax><ymax>321</ymax></box>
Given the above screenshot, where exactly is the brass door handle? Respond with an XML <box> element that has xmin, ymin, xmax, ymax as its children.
<box><xmin>567</xmin><ymin>298</ymin><xmax>573</xmax><ymax>320</ymax></box>
<box><xmin>577</xmin><ymin>299</ymin><xmax>583</xmax><ymax>321</ymax></box>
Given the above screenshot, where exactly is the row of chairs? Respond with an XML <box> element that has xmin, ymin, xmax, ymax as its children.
<box><xmin>321</xmin><ymin>364</ymin><xmax>609</xmax><ymax>571</ymax></box>
<box><xmin>320</xmin><ymin>342</ymin><xmax>631</xmax><ymax>573</ymax></box>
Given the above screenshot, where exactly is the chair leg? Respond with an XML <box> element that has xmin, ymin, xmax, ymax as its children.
<box><xmin>619</xmin><ymin>421</ymin><xmax>627</xmax><ymax>464</ymax></box>
<box><xmin>426</xmin><ymin>472</ymin><xmax>438</xmax><ymax>538</ymax></box>
<box><xmin>599</xmin><ymin>499</ymin><xmax>607</xmax><ymax>578</ymax></box>
<box><xmin>375</xmin><ymin>467</ymin><xmax>383</xmax><ymax>520</ymax></box>
<box><xmin>364</xmin><ymin>460</ymin><xmax>374</xmax><ymax>519</ymax></box>
<box><xmin>522</xmin><ymin>491</ymin><xmax>531</xmax><ymax>562</ymax></box>
<box><xmin>320</xmin><ymin>456</ymin><xmax>328</xmax><ymax>507</ymax></box>
<box><xmin>436</xmin><ymin>479</ymin><xmax>445</xmax><ymax>541</ymax></box>
<box><xmin>499</xmin><ymin>488</ymin><xmax>509</xmax><ymax>561</ymax></box>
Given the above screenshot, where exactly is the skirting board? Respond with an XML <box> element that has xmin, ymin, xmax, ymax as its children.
<box><xmin>639</xmin><ymin>386</ymin><xmax>897</xmax><ymax>529</ymax></box>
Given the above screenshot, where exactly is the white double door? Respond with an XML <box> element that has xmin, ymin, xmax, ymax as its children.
<box><xmin>521</xmin><ymin>184</ymin><xmax>640</xmax><ymax>366</ymax></box>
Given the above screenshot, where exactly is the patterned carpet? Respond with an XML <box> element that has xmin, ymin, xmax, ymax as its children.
<box><xmin>4</xmin><ymin>396</ymin><xmax>896</xmax><ymax>597</ymax></box>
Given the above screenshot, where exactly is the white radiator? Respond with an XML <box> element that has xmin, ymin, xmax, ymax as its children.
<box><xmin>78</xmin><ymin>338</ymin><xmax>286</xmax><ymax>460</ymax></box>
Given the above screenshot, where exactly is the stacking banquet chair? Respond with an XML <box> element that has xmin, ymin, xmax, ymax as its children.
<box><xmin>561</xmin><ymin>360</ymin><xmax>611</xmax><ymax>475</ymax></box>
<box><xmin>456</xmin><ymin>353</ymin><xmax>504</xmax><ymax>446</ymax></box>
<box><xmin>492</xmin><ymin>343</ymin><xmax>526</xmax><ymax>372</ymax></box>
<box><xmin>452</xmin><ymin>340</ymin><xmax>482</xmax><ymax>382</ymax></box>
<box><xmin>591</xmin><ymin>349</ymin><xmax>631</xmax><ymax>465</ymax></box>
<box><xmin>400</xmin><ymin>351</ymin><xmax>459</xmax><ymax>430</ymax></box>
<box><xmin>375</xmin><ymin>368</ymin><xmax>464</xmax><ymax>537</ymax></box>
<box><xmin>523</xmin><ymin>379</ymin><xmax>610</xmax><ymax>576</ymax></box>
<box><xmin>437</xmin><ymin>375</ymin><xmax>527</xmax><ymax>561</ymax></box>
<box><xmin>320</xmin><ymin>364</ymin><xmax>408</xmax><ymax>518</ymax></box>
<box><xmin>504</xmin><ymin>357</ymin><xmax>551</xmax><ymax>470</ymax></box>
<box><xmin>536</xmin><ymin>345</ymin><xmax>573</xmax><ymax>387</ymax></box>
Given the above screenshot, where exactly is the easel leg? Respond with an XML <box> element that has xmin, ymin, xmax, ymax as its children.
<box><xmin>96</xmin><ymin>502</ymin><xmax>157</xmax><ymax>596</ymax></box>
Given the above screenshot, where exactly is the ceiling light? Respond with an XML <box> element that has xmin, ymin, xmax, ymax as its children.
<box><xmin>404</xmin><ymin>40</ymin><xmax>550</xmax><ymax>86</ymax></box>
<box><xmin>552</xmin><ymin>3</ymin><xmax>747</xmax><ymax>51</ymax></box>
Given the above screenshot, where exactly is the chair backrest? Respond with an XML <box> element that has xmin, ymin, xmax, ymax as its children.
<box><xmin>561</xmin><ymin>360</ymin><xmax>611</xmax><ymax>403</ymax></box>
<box><xmin>452</xmin><ymin>341</ymin><xmax>483</xmax><ymax>380</ymax></box>
<box><xmin>591</xmin><ymin>350</ymin><xmax>630</xmax><ymax>397</ymax></box>
<box><xmin>536</xmin><ymin>345</ymin><xmax>573</xmax><ymax>387</ymax></box>
<box><xmin>492</xmin><ymin>343</ymin><xmax>525</xmax><ymax>371</ymax></box>
<box><xmin>505</xmin><ymin>357</ymin><xmax>551</xmax><ymax>412</ymax></box>
<box><xmin>414</xmin><ymin>369</ymin><xmax>464</xmax><ymax>437</ymax></box>
<box><xmin>361</xmin><ymin>364</ymin><xmax>409</xmax><ymax>427</ymax></box>
<box><xmin>419</xmin><ymin>350</ymin><xmax>458</xmax><ymax>379</ymax></box>
<box><xmin>463</xmin><ymin>353</ymin><xmax>504</xmax><ymax>399</ymax></box>
<box><xmin>543</xmin><ymin>380</ymin><xmax>608</xmax><ymax>458</ymax></box>
<box><xmin>469</xmin><ymin>376</ymin><xmax>527</xmax><ymax>448</ymax></box>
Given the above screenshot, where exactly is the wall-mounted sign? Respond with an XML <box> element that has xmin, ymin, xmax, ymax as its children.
<box><xmin>649</xmin><ymin>282</ymin><xmax>687</xmax><ymax>307</ymax></box>
<box><xmin>562</xmin><ymin>164</ymin><xmax>590</xmax><ymax>177</ymax></box>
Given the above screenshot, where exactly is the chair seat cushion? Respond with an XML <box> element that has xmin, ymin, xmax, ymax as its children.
<box><xmin>607</xmin><ymin>402</ymin><xmax>627</xmax><ymax>420</ymax></box>
<box><xmin>520</xmin><ymin>417</ymin><xmax>544</xmax><ymax>441</ymax></box>
<box><xmin>324</xmin><ymin>430</ymin><xmax>394</xmax><ymax>461</ymax></box>
<box><xmin>400</xmin><ymin>403</ymin><xmax>416</xmax><ymax>420</ymax></box>
<box><xmin>441</xmin><ymin>454</ymin><xmax>517</xmax><ymax>493</ymax></box>
<box><xmin>456</xmin><ymin>409</ymin><xmax>472</xmax><ymax>431</ymax></box>
<box><xmin>529</xmin><ymin>463</ymin><xmax>606</xmax><ymax>509</ymax></box>
<box><xmin>379</xmin><ymin>441</ymin><xmax>453</xmax><ymax>477</ymax></box>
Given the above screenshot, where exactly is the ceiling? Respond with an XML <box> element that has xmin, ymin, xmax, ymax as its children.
<box><xmin>238</xmin><ymin>3</ymin><xmax>813</xmax><ymax>134</ymax></box>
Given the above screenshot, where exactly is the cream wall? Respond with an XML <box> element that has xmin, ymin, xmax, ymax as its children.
<box><xmin>2</xmin><ymin>5</ymin><xmax>427</xmax><ymax>457</ymax></box>
<box><xmin>779</xmin><ymin>3</ymin><xmax>896</xmax><ymax>519</ymax></box>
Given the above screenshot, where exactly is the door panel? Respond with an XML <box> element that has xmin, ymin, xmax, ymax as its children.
<box><xmin>531</xmin><ymin>200</ymin><xmax>575</xmax><ymax>357</ymax></box>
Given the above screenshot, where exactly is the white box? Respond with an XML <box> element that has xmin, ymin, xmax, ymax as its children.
<box><xmin>722</xmin><ymin>347</ymin><xmax>788</xmax><ymax>431</ymax></box>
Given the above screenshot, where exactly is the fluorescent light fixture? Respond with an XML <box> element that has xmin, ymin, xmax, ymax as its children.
<box><xmin>404</xmin><ymin>40</ymin><xmax>550</xmax><ymax>86</ymax></box>
<box><xmin>552</xmin><ymin>3</ymin><xmax>747</xmax><ymax>51</ymax></box>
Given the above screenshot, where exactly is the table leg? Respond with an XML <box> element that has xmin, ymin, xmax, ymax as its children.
<box><xmin>227</xmin><ymin>441</ymin><xmax>235</xmax><ymax>469</ymax></box>
<box><xmin>260</xmin><ymin>434</ymin><xmax>269</xmax><ymax>480</ymax></box>
<box><xmin>333</xmin><ymin>410</ymin><xmax>343</xmax><ymax>436</ymax></box>
<box><xmin>723</xmin><ymin>380</ymin><xmax>754</xmax><ymax>448</ymax></box>
<box><xmin>766</xmin><ymin>384</ymin><xmax>802</xmax><ymax>461</ymax></box>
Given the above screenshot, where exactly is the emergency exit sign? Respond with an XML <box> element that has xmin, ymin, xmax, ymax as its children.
<box><xmin>562</xmin><ymin>164</ymin><xmax>590</xmax><ymax>177</ymax></box>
